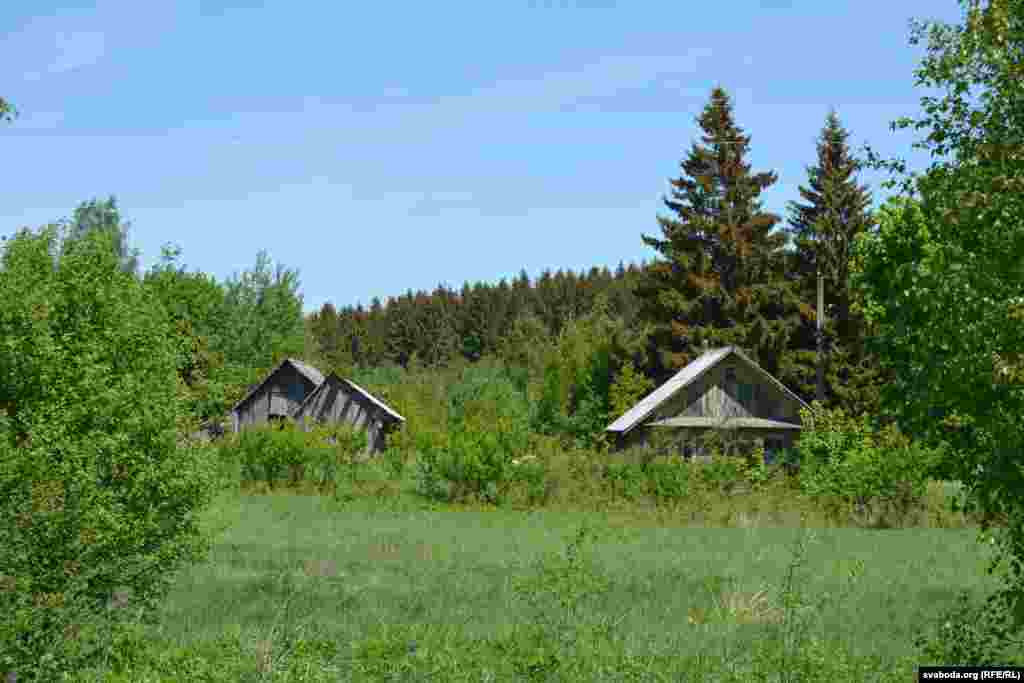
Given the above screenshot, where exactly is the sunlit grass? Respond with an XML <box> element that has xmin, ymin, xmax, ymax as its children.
<box><xmin>59</xmin><ymin>472</ymin><xmax>1000</xmax><ymax>681</ymax></box>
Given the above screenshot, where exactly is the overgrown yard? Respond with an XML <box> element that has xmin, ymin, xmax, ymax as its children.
<box><xmin>67</xmin><ymin>477</ymin><xmax>1006</xmax><ymax>682</ymax></box>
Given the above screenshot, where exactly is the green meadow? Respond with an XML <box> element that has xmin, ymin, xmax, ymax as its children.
<box><xmin>65</xmin><ymin>473</ymin><xmax>1006</xmax><ymax>682</ymax></box>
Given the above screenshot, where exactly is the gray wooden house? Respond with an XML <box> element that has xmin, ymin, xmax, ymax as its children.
<box><xmin>294</xmin><ymin>373</ymin><xmax>405</xmax><ymax>453</ymax></box>
<box><xmin>231</xmin><ymin>358</ymin><xmax>404</xmax><ymax>453</ymax></box>
<box><xmin>606</xmin><ymin>346</ymin><xmax>808</xmax><ymax>462</ymax></box>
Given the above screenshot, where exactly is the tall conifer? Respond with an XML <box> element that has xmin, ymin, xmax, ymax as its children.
<box><xmin>636</xmin><ymin>87</ymin><xmax>800</xmax><ymax>378</ymax></box>
<box><xmin>785</xmin><ymin>110</ymin><xmax>881</xmax><ymax>409</ymax></box>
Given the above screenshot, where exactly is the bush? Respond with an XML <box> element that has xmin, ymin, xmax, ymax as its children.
<box><xmin>220</xmin><ymin>419</ymin><xmax>368</xmax><ymax>492</ymax></box>
<box><xmin>416</xmin><ymin>417</ymin><xmax>529</xmax><ymax>504</ymax></box>
<box><xmin>914</xmin><ymin>590</ymin><xmax>1024</xmax><ymax>666</ymax></box>
<box><xmin>0</xmin><ymin>227</ymin><xmax>220</xmax><ymax>680</ymax></box>
<box><xmin>414</xmin><ymin>364</ymin><xmax>533</xmax><ymax>504</ymax></box>
<box><xmin>795</xmin><ymin>404</ymin><xmax>938</xmax><ymax>526</ymax></box>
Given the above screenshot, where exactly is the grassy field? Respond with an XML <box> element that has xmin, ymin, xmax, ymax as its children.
<box><xmin>65</xmin><ymin>475</ymin><xmax>1008</xmax><ymax>682</ymax></box>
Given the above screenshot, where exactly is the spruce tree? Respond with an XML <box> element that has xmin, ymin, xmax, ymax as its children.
<box><xmin>421</xmin><ymin>286</ymin><xmax>460</xmax><ymax>366</ymax></box>
<box><xmin>786</xmin><ymin>110</ymin><xmax>875</xmax><ymax>338</ymax></box>
<box><xmin>363</xmin><ymin>298</ymin><xmax>387</xmax><ymax>367</ymax></box>
<box><xmin>785</xmin><ymin>110</ymin><xmax>881</xmax><ymax>409</ymax></box>
<box><xmin>636</xmin><ymin>87</ymin><xmax>800</xmax><ymax>378</ymax></box>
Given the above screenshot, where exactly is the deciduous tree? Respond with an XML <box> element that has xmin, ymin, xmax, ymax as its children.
<box><xmin>0</xmin><ymin>227</ymin><xmax>218</xmax><ymax>678</ymax></box>
<box><xmin>856</xmin><ymin>0</ymin><xmax>1024</xmax><ymax>626</ymax></box>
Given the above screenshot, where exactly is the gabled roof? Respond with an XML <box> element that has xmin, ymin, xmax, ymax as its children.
<box><xmin>605</xmin><ymin>346</ymin><xmax>809</xmax><ymax>435</ymax></box>
<box><xmin>297</xmin><ymin>373</ymin><xmax>405</xmax><ymax>424</ymax></box>
<box><xmin>231</xmin><ymin>358</ymin><xmax>326</xmax><ymax>413</ymax></box>
<box><xmin>342</xmin><ymin>378</ymin><xmax>405</xmax><ymax>423</ymax></box>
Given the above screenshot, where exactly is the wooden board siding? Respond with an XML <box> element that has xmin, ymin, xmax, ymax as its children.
<box><xmin>626</xmin><ymin>425</ymin><xmax>799</xmax><ymax>458</ymax></box>
<box><xmin>236</xmin><ymin>364</ymin><xmax>318</xmax><ymax>430</ymax></box>
<box><xmin>296</xmin><ymin>377</ymin><xmax>391</xmax><ymax>453</ymax></box>
<box><xmin>622</xmin><ymin>359</ymin><xmax>803</xmax><ymax>458</ymax></box>
<box><xmin>650</xmin><ymin>362</ymin><xmax>800</xmax><ymax>425</ymax></box>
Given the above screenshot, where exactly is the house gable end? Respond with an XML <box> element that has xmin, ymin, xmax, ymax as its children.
<box><xmin>607</xmin><ymin>346</ymin><xmax>809</xmax><ymax>435</ymax></box>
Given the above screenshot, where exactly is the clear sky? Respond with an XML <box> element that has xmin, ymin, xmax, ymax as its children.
<box><xmin>0</xmin><ymin>0</ymin><xmax>964</xmax><ymax>313</ymax></box>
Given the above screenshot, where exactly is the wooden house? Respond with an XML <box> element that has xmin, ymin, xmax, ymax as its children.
<box><xmin>231</xmin><ymin>359</ymin><xmax>404</xmax><ymax>453</ymax></box>
<box><xmin>232</xmin><ymin>358</ymin><xmax>324</xmax><ymax>432</ymax></box>
<box><xmin>606</xmin><ymin>346</ymin><xmax>809</xmax><ymax>462</ymax></box>
<box><xmin>294</xmin><ymin>373</ymin><xmax>404</xmax><ymax>453</ymax></box>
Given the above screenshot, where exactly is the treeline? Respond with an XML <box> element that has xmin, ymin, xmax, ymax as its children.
<box><xmin>307</xmin><ymin>263</ymin><xmax>646</xmax><ymax>371</ymax></box>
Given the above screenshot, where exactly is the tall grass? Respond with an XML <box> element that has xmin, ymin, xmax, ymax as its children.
<box><xmin>55</xmin><ymin>481</ymin><xmax>1002</xmax><ymax>681</ymax></box>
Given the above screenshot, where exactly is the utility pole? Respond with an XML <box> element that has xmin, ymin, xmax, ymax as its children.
<box><xmin>816</xmin><ymin>270</ymin><xmax>825</xmax><ymax>403</ymax></box>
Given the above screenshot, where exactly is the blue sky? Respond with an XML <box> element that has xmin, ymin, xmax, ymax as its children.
<box><xmin>1</xmin><ymin>0</ymin><xmax>964</xmax><ymax>313</ymax></box>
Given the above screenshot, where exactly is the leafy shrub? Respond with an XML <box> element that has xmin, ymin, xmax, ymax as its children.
<box><xmin>219</xmin><ymin>419</ymin><xmax>368</xmax><ymax>493</ymax></box>
<box><xmin>601</xmin><ymin>461</ymin><xmax>644</xmax><ymax>501</ymax></box>
<box><xmin>414</xmin><ymin>364</ymin><xmax>533</xmax><ymax>504</ymax></box>
<box><xmin>643</xmin><ymin>461</ymin><xmax>692</xmax><ymax>503</ymax></box>
<box><xmin>0</xmin><ymin>227</ymin><xmax>219</xmax><ymax>680</ymax></box>
<box><xmin>446</xmin><ymin>362</ymin><xmax>530</xmax><ymax>426</ymax></box>
<box><xmin>416</xmin><ymin>417</ymin><xmax>529</xmax><ymax>504</ymax></box>
<box><xmin>795</xmin><ymin>404</ymin><xmax>938</xmax><ymax>525</ymax></box>
<box><xmin>914</xmin><ymin>590</ymin><xmax>1024</xmax><ymax>666</ymax></box>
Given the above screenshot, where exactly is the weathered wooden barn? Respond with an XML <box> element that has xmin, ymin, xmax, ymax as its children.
<box><xmin>606</xmin><ymin>346</ymin><xmax>809</xmax><ymax>462</ymax></box>
<box><xmin>231</xmin><ymin>359</ymin><xmax>404</xmax><ymax>453</ymax></box>
<box><xmin>294</xmin><ymin>373</ymin><xmax>405</xmax><ymax>453</ymax></box>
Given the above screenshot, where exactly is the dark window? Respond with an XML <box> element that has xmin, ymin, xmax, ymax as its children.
<box><xmin>287</xmin><ymin>380</ymin><xmax>305</xmax><ymax>403</ymax></box>
<box><xmin>738</xmin><ymin>383</ymin><xmax>753</xmax><ymax>409</ymax></box>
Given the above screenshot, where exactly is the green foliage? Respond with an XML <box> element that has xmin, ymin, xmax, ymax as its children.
<box><xmin>59</xmin><ymin>196</ymin><xmax>140</xmax><ymax>276</ymax></box>
<box><xmin>416</xmin><ymin>419</ymin><xmax>529</xmax><ymax>505</ymax></box>
<box><xmin>0</xmin><ymin>226</ymin><xmax>219</xmax><ymax>679</ymax></box>
<box><xmin>415</xmin><ymin>363</ymin><xmax>531</xmax><ymax>504</ymax></box>
<box><xmin>143</xmin><ymin>244</ymin><xmax>232</xmax><ymax>423</ymax></box>
<box><xmin>857</xmin><ymin>0</ymin><xmax>1024</xmax><ymax>625</ymax></box>
<box><xmin>795</xmin><ymin>404</ymin><xmax>937</xmax><ymax>526</ymax></box>
<box><xmin>607</xmin><ymin>359</ymin><xmax>654</xmax><ymax>419</ymax></box>
<box><xmin>914</xmin><ymin>590</ymin><xmax>1024</xmax><ymax>666</ymax></box>
<box><xmin>530</xmin><ymin>297</ymin><xmax>642</xmax><ymax>448</ymax></box>
<box><xmin>446</xmin><ymin>362</ymin><xmax>531</xmax><ymax>426</ymax></box>
<box><xmin>498</xmin><ymin>311</ymin><xmax>550</xmax><ymax>371</ymax></box>
<box><xmin>219</xmin><ymin>250</ymin><xmax>305</xmax><ymax>370</ymax></box>
<box><xmin>221</xmin><ymin>419</ymin><xmax>368</xmax><ymax>493</ymax></box>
